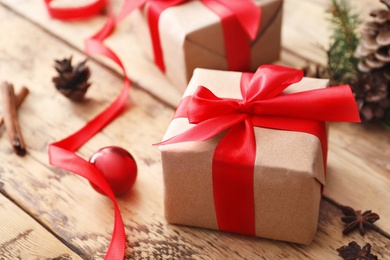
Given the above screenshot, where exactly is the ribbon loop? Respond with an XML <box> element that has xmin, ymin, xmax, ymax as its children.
<box><xmin>246</xmin><ymin>65</ymin><xmax>304</xmax><ymax>101</ymax></box>
<box><xmin>188</xmin><ymin>86</ymin><xmax>241</xmax><ymax>123</ymax></box>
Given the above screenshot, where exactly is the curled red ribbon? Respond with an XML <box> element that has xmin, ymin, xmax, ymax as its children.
<box><xmin>160</xmin><ymin>65</ymin><xmax>361</xmax><ymax>235</ymax></box>
<box><xmin>44</xmin><ymin>0</ymin><xmax>138</xmax><ymax>259</ymax></box>
<box><xmin>141</xmin><ymin>0</ymin><xmax>261</xmax><ymax>72</ymax></box>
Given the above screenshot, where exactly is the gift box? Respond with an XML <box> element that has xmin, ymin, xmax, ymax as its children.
<box><xmin>158</xmin><ymin>66</ymin><xmax>360</xmax><ymax>244</ymax></box>
<box><xmin>129</xmin><ymin>0</ymin><xmax>283</xmax><ymax>89</ymax></box>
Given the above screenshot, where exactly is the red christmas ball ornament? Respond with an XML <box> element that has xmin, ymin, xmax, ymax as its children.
<box><xmin>89</xmin><ymin>146</ymin><xmax>137</xmax><ymax>196</ymax></box>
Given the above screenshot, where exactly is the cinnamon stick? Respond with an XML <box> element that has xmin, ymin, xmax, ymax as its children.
<box><xmin>1</xmin><ymin>82</ymin><xmax>27</xmax><ymax>156</ymax></box>
<box><xmin>0</xmin><ymin>86</ymin><xmax>29</xmax><ymax>127</ymax></box>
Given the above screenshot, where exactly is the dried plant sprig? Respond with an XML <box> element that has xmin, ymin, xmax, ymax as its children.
<box><xmin>337</xmin><ymin>241</ymin><xmax>378</xmax><ymax>260</ymax></box>
<box><xmin>340</xmin><ymin>205</ymin><xmax>380</xmax><ymax>235</ymax></box>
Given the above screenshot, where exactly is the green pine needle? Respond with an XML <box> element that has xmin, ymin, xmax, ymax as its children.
<box><xmin>326</xmin><ymin>0</ymin><xmax>361</xmax><ymax>85</ymax></box>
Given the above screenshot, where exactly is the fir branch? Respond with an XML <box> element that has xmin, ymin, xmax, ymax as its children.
<box><xmin>326</xmin><ymin>0</ymin><xmax>361</xmax><ymax>85</ymax></box>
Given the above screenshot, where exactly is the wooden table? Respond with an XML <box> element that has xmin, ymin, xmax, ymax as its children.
<box><xmin>0</xmin><ymin>0</ymin><xmax>389</xmax><ymax>259</ymax></box>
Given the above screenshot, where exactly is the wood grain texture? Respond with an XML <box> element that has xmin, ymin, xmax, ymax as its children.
<box><xmin>325</xmin><ymin>122</ymin><xmax>390</xmax><ymax>234</ymax></box>
<box><xmin>0</xmin><ymin>0</ymin><xmax>389</xmax><ymax>259</ymax></box>
<box><xmin>0</xmin><ymin>194</ymin><xmax>82</xmax><ymax>259</ymax></box>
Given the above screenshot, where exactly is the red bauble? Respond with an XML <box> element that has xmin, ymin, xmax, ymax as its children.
<box><xmin>89</xmin><ymin>146</ymin><xmax>137</xmax><ymax>196</ymax></box>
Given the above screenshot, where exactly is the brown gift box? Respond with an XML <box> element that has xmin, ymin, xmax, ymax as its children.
<box><xmin>159</xmin><ymin>68</ymin><xmax>329</xmax><ymax>245</ymax></box>
<box><xmin>129</xmin><ymin>0</ymin><xmax>283</xmax><ymax>89</ymax></box>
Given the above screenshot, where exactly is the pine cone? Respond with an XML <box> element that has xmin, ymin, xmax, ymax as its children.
<box><xmin>353</xmin><ymin>0</ymin><xmax>390</xmax><ymax>122</ymax></box>
<box><xmin>52</xmin><ymin>56</ymin><xmax>91</xmax><ymax>102</ymax></box>
<box><xmin>351</xmin><ymin>71</ymin><xmax>390</xmax><ymax>121</ymax></box>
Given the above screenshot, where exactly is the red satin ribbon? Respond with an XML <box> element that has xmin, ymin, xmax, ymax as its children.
<box><xmin>161</xmin><ymin>65</ymin><xmax>361</xmax><ymax>236</ymax></box>
<box><xmin>142</xmin><ymin>0</ymin><xmax>260</xmax><ymax>72</ymax></box>
<box><xmin>44</xmin><ymin>0</ymin><xmax>108</xmax><ymax>20</ymax></box>
<box><xmin>44</xmin><ymin>0</ymin><xmax>140</xmax><ymax>259</ymax></box>
<box><xmin>200</xmin><ymin>0</ymin><xmax>260</xmax><ymax>71</ymax></box>
<box><xmin>146</xmin><ymin>0</ymin><xmax>187</xmax><ymax>72</ymax></box>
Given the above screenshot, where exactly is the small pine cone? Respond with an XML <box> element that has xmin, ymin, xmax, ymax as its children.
<box><xmin>52</xmin><ymin>56</ymin><xmax>91</xmax><ymax>102</ymax></box>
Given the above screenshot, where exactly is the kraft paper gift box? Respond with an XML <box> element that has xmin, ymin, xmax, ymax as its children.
<box><xmin>129</xmin><ymin>0</ymin><xmax>283</xmax><ymax>89</ymax></box>
<box><xmin>158</xmin><ymin>66</ymin><xmax>360</xmax><ymax>244</ymax></box>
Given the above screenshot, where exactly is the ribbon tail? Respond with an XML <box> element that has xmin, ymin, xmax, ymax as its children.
<box><xmin>89</xmin><ymin>14</ymin><xmax>117</xmax><ymax>41</ymax></box>
<box><xmin>85</xmin><ymin>38</ymin><xmax>127</xmax><ymax>75</ymax></box>
<box><xmin>48</xmin><ymin>145</ymin><xmax>126</xmax><ymax>260</ymax></box>
<box><xmin>157</xmin><ymin>114</ymin><xmax>246</xmax><ymax>146</ymax></box>
<box><xmin>315</xmin><ymin>85</ymin><xmax>361</xmax><ymax>122</ymax></box>
<box><xmin>51</xmin><ymin>79</ymin><xmax>129</xmax><ymax>152</ymax></box>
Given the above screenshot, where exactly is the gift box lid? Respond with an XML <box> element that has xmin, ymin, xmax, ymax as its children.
<box><xmin>159</xmin><ymin>0</ymin><xmax>283</xmax><ymax>57</ymax></box>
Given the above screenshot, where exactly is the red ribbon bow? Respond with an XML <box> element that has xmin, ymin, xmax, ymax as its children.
<box><xmin>126</xmin><ymin>0</ymin><xmax>261</xmax><ymax>72</ymax></box>
<box><xmin>160</xmin><ymin>65</ymin><xmax>361</xmax><ymax>235</ymax></box>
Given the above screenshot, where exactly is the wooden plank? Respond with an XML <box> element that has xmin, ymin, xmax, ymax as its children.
<box><xmin>0</xmin><ymin>194</ymin><xmax>82</xmax><ymax>259</ymax></box>
<box><xmin>325</xmin><ymin>122</ymin><xmax>390</xmax><ymax>233</ymax></box>
<box><xmin>0</xmin><ymin>0</ymin><xmax>389</xmax><ymax>259</ymax></box>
